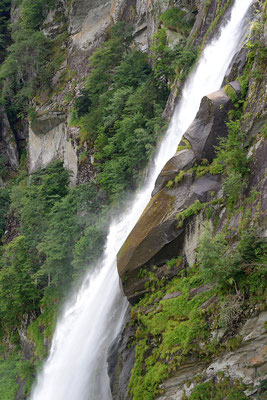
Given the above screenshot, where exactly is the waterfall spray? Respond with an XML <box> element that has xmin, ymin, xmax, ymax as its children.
<box><xmin>30</xmin><ymin>0</ymin><xmax>254</xmax><ymax>398</ymax></box>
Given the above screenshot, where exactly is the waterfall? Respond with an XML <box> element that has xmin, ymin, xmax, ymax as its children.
<box><xmin>30</xmin><ymin>0</ymin><xmax>254</xmax><ymax>399</ymax></box>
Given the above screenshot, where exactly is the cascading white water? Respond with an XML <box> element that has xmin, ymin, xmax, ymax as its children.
<box><xmin>30</xmin><ymin>0</ymin><xmax>254</xmax><ymax>399</ymax></box>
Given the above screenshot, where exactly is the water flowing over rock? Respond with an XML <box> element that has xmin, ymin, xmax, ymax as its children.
<box><xmin>27</xmin><ymin>0</ymin><xmax>259</xmax><ymax>399</ymax></box>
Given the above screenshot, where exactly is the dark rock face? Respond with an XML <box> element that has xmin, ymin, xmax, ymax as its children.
<box><xmin>4</xmin><ymin>210</ymin><xmax>19</xmax><ymax>244</ymax></box>
<box><xmin>223</xmin><ymin>47</ymin><xmax>248</xmax><ymax>85</ymax></box>
<box><xmin>184</xmin><ymin>82</ymin><xmax>240</xmax><ymax>162</ymax></box>
<box><xmin>152</xmin><ymin>149</ymin><xmax>195</xmax><ymax>196</ymax></box>
<box><xmin>0</xmin><ymin>108</ymin><xmax>19</xmax><ymax>170</ymax></box>
<box><xmin>107</xmin><ymin>310</ymin><xmax>136</xmax><ymax>400</ymax></box>
<box><xmin>30</xmin><ymin>112</ymin><xmax>66</xmax><ymax>136</ymax></box>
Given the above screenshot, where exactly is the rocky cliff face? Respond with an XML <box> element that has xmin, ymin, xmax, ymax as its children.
<box><xmin>18</xmin><ymin>0</ymin><xmax>200</xmax><ymax>184</ymax></box>
<box><xmin>110</xmin><ymin>2</ymin><xmax>267</xmax><ymax>399</ymax></box>
<box><xmin>1</xmin><ymin>0</ymin><xmax>266</xmax><ymax>399</ymax></box>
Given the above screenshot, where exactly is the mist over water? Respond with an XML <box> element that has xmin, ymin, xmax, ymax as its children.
<box><xmin>30</xmin><ymin>1</ymin><xmax>254</xmax><ymax>399</ymax></box>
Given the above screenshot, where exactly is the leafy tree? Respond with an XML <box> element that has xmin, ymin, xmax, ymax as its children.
<box><xmin>198</xmin><ymin>226</ymin><xmax>267</xmax><ymax>291</ymax></box>
<box><xmin>0</xmin><ymin>0</ymin><xmax>11</xmax><ymax>62</ymax></box>
<box><xmin>0</xmin><ymin>28</ymin><xmax>54</xmax><ymax>119</ymax></box>
<box><xmin>0</xmin><ymin>235</ymin><xmax>40</xmax><ymax>329</ymax></box>
<box><xmin>150</xmin><ymin>27</ymin><xmax>175</xmax><ymax>87</ymax></box>
<box><xmin>21</xmin><ymin>0</ymin><xmax>58</xmax><ymax>30</ymax></box>
<box><xmin>0</xmin><ymin>188</ymin><xmax>10</xmax><ymax>240</ymax></box>
<box><xmin>159</xmin><ymin>7</ymin><xmax>193</xmax><ymax>35</ymax></box>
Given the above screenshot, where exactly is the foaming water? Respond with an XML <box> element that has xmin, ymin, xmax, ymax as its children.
<box><xmin>30</xmin><ymin>0</ymin><xmax>253</xmax><ymax>399</ymax></box>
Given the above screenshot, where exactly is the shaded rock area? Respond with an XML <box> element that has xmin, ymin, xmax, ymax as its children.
<box><xmin>4</xmin><ymin>210</ymin><xmax>19</xmax><ymax>244</ymax></box>
<box><xmin>107</xmin><ymin>309</ymin><xmax>136</xmax><ymax>400</ymax></box>
<box><xmin>28</xmin><ymin>119</ymin><xmax>78</xmax><ymax>183</ymax></box>
<box><xmin>30</xmin><ymin>112</ymin><xmax>66</xmax><ymax>136</ymax></box>
<box><xmin>184</xmin><ymin>82</ymin><xmax>240</xmax><ymax>162</ymax></box>
<box><xmin>0</xmin><ymin>108</ymin><xmax>19</xmax><ymax>170</ymax></box>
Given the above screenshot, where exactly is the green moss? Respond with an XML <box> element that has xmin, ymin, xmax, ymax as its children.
<box><xmin>176</xmin><ymin>199</ymin><xmax>223</xmax><ymax>228</ymax></box>
<box><xmin>129</xmin><ymin>271</ymin><xmax>215</xmax><ymax>400</ymax></box>
<box><xmin>187</xmin><ymin>376</ymin><xmax>249</xmax><ymax>399</ymax></box>
<box><xmin>224</xmin><ymin>84</ymin><xmax>238</xmax><ymax>102</ymax></box>
<box><xmin>177</xmin><ymin>138</ymin><xmax>192</xmax><ymax>152</ymax></box>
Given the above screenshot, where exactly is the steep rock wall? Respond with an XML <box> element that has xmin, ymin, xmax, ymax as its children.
<box><xmin>112</xmin><ymin>3</ymin><xmax>267</xmax><ymax>398</ymax></box>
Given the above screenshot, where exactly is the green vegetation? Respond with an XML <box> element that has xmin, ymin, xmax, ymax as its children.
<box><xmin>71</xmin><ymin>23</ymin><xmax>168</xmax><ymax>200</ymax></box>
<box><xmin>0</xmin><ymin>188</ymin><xmax>10</xmax><ymax>240</ymax></box>
<box><xmin>0</xmin><ymin>356</ymin><xmax>19</xmax><ymax>400</ymax></box>
<box><xmin>198</xmin><ymin>226</ymin><xmax>267</xmax><ymax>293</ymax></box>
<box><xmin>0</xmin><ymin>0</ymin><xmax>11</xmax><ymax>63</ymax></box>
<box><xmin>21</xmin><ymin>0</ymin><xmax>58</xmax><ymax>30</ymax></box>
<box><xmin>176</xmin><ymin>199</ymin><xmax>223</xmax><ymax>228</ymax></box>
<box><xmin>0</xmin><ymin>0</ymin><xmax>66</xmax><ymax>124</ymax></box>
<box><xmin>128</xmin><ymin>222</ymin><xmax>267</xmax><ymax>399</ymax></box>
<box><xmin>159</xmin><ymin>8</ymin><xmax>193</xmax><ymax>35</ymax></box>
<box><xmin>129</xmin><ymin>269</ymin><xmax>213</xmax><ymax>400</ymax></box>
<box><xmin>150</xmin><ymin>28</ymin><xmax>198</xmax><ymax>87</ymax></box>
<box><xmin>187</xmin><ymin>376</ymin><xmax>249</xmax><ymax>400</ymax></box>
<box><xmin>0</xmin><ymin>161</ymin><xmax>108</xmax><ymax>338</ymax></box>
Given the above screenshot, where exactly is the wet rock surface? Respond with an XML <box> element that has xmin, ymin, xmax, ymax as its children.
<box><xmin>108</xmin><ymin>309</ymin><xmax>136</xmax><ymax>400</ymax></box>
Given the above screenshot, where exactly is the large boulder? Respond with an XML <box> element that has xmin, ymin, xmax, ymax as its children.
<box><xmin>117</xmin><ymin>171</ymin><xmax>221</xmax><ymax>302</ymax></box>
<box><xmin>152</xmin><ymin>149</ymin><xmax>195</xmax><ymax>196</ymax></box>
<box><xmin>184</xmin><ymin>81</ymin><xmax>240</xmax><ymax>162</ymax></box>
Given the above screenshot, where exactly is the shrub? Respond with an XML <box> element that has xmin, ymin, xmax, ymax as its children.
<box><xmin>159</xmin><ymin>8</ymin><xmax>194</xmax><ymax>35</ymax></box>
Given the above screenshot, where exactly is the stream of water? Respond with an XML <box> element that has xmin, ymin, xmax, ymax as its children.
<box><xmin>30</xmin><ymin>0</ymin><xmax>254</xmax><ymax>398</ymax></box>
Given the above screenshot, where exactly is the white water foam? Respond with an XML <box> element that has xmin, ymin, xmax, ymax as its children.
<box><xmin>30</xmin><ymin>0</ymin><xmax>254</xmax><ymax>398</ymax></box>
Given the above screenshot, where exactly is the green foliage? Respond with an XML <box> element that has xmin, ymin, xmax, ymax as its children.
<box><xmin>223</xmin><ymin>170</ymin><xmax>244</xmax><ymax>210</ymax></box>
<box><xmin>21</xmin><ymin>0</ymin><xmax>57</xmax><ymax>30</ymax></box>
<box><xmin>18</xmin><ymin>359</ymin><xmax>35</xmax><ymax>396</ymax></box>
<box><xmin>188</xmin><ymin>377</ymin><xmax>249</xmax><ymax>399</ymax></box>
<box><xmin>224</xmin><ymin>84</ymin><xmax>238</xmax><ymax>102</ymax></box>
<box><xmin>150</xmin><ymin>27</ymin><xmax>175</xmax><ymax>87</ymax></box>
<box><xmin>0</xmin><ymin>28</ymin><xmax>54</xmax><ymax>120</ymax></box>
<box><xmin>176</xmin><ymin>199</ymin><xmax>222</xmax><ymax>228</ymax></box>
<box><xmin>71</xmin><ymin>24</ymin><xmax>168</xmax><ymax>200</ymax></box>
<box><xmin>0</xmin><ymin>356</ymin><xmax>19</xmax><ymax>400</ymax></box>
<box><xmin>129</xmin><ymin>270</ymin><xmax>214</xmax><ymax>400</ymax></box>
<box><xmin>0</xmin><ymin>160</ymin><xmax>109</xmax><ymax>341</ymax></box>
<box><xmin>0</xmin><ymin>235</ymin><xmax>41</xmax><ymax>330</ymax></box>
<box><xmin>0</xmin><ymin>188</ymin><xmax>10</xmax><ymax>240</ymax></box>
<box><xmin>159</xmin><ymin>8</ymin><xmax>193</xmax><ymax>34</ymax></box>
<box><xmin>0</xmin><ymin>0</ymin><xmax>11</xmax><ymax>62</ymax></box>
<box><xmin>150</xmin><ymin>28</ymin><xmax>198</xmax><ymax>87</ymax></box>
<box><xmin>198</xmin><ymin>226</ymin><xmax>267</xmax><ymax>291</ymax></box>
<box><xmin>215</xmin><ymin>118</ymin><xmax>249</xmax><ymax>177</ymax></box>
